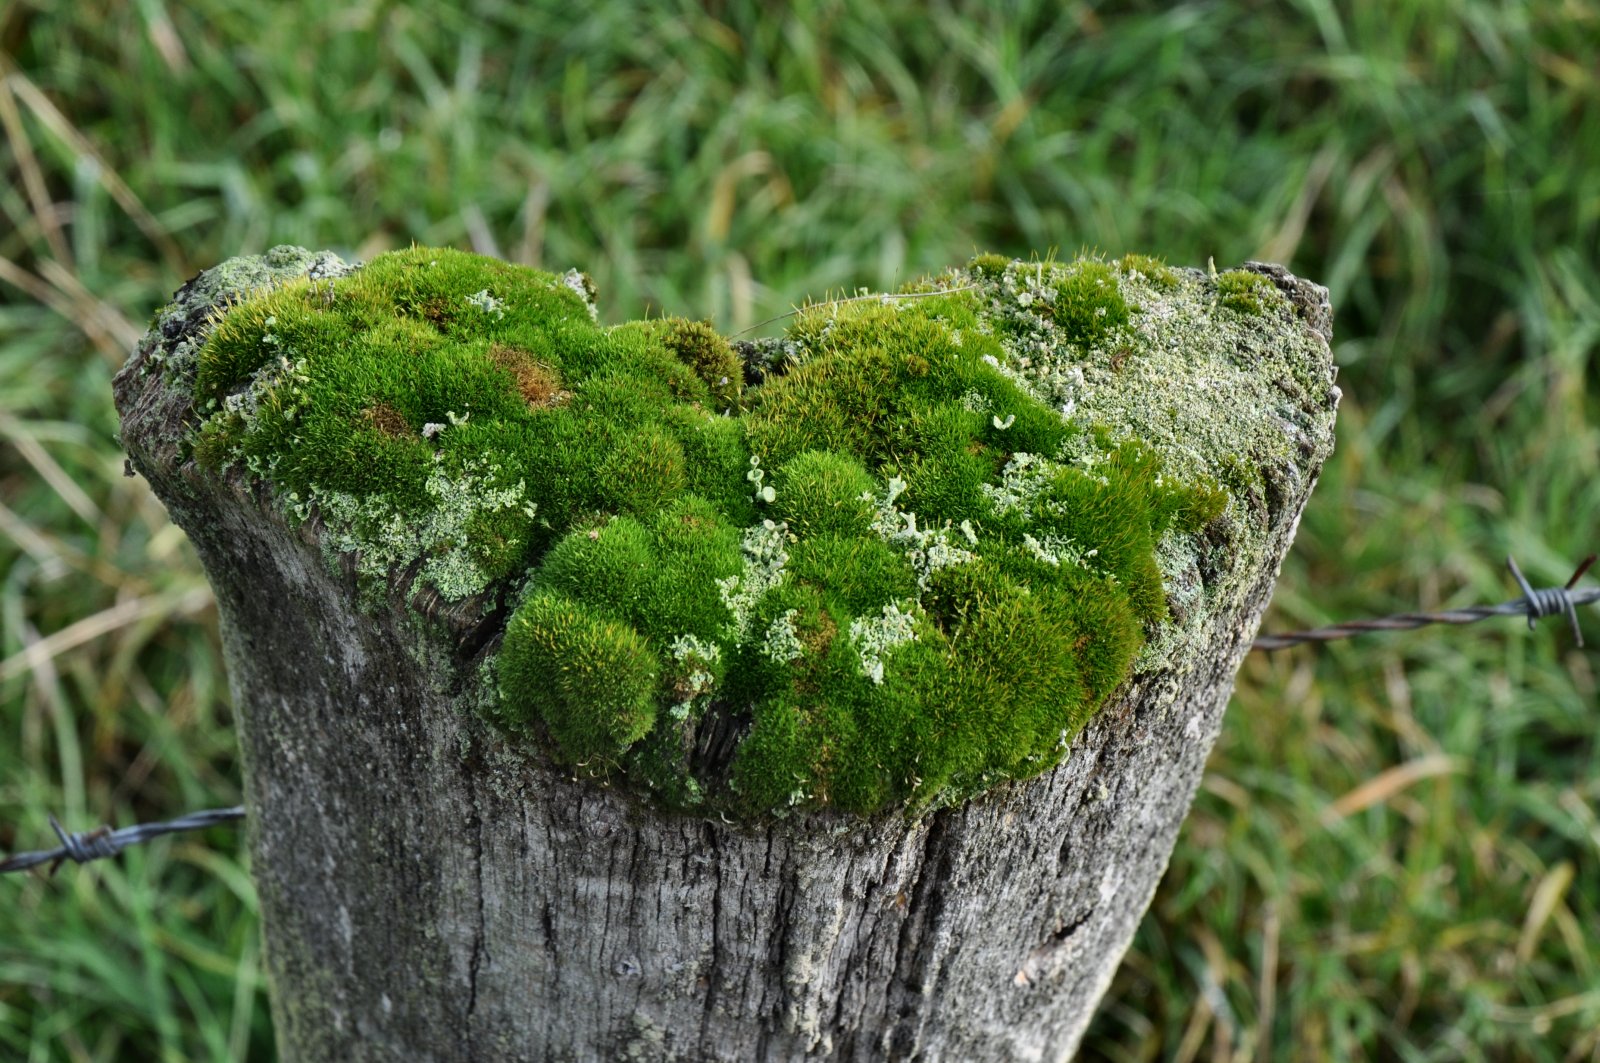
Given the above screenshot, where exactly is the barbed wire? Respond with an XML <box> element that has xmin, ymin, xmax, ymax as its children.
<box><xmin>1252</xmin><ymin>554</ymin><xmax>1597</xmax><ymax>651</ymax></box>
<box><xmin>2</xmin><ymin>558</ymin><xmax>1592</xmax><ymax>876</ymax></box>
<box><xmin>0</xmin><ymin>806</ymin><xmax>244</xmax><ymax>876</ymax></box>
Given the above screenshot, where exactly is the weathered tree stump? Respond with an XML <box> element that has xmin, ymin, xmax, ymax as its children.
<box><xmin>114</xmin><ymin>248</ymin><xmax>1336</xmax><ymax>1062</ymax></box>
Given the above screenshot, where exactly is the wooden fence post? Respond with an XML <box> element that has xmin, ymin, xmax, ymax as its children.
<box><xmin>114</xmin><ymin>248</ymin><xmax>1336</xmax><ymax>1061</ymax></box>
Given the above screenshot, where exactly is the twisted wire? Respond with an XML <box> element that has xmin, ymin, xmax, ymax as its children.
<box><xmin>1253</xmin><ymin>555</ymin><xmax>1597</xmax><ymax>652</ymax></box>
<box><xmin>0</xmin><ymin>806</ymin><xmax>245</xmax><ymax>876</ymax></box>
<box><xmin>2</xmin><ymin>563</ymin><xmax>1591</xmax><ymax>874</ymax></box>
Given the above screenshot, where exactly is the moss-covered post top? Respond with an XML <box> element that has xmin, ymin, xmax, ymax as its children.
<box><xmin>123</xmin><ymin>246</ymin><xmax>1336</xmax><ymax>820</ymax></box>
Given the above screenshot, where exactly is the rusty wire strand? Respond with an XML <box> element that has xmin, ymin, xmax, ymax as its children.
<box><xmin>0</xmin><ymin>806</ymin><xmax>244</xmax><ymax>876</ymax></box>
<box><xmin>1252</xmin><ymin>554</ymin><xmax>1598</xmax><ymax>652</ymax></box>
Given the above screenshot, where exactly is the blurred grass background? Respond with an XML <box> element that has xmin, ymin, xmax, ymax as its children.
<box><xmin>1</xmin><ymin>0</ymin><xmax>1597</xmax><ymax>1058</ymax></box>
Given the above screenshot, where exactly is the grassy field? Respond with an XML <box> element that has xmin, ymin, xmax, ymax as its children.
<box><xmin>1</xmin><ymin>0</ymin><xmax>1597</xmax><ymax>1058</ymax></box>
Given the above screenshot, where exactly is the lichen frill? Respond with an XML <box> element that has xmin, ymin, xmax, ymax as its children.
<box><xmin>166</xmin><ymin>245</ymin><xmax>1333</xmax><ymax>818</ymax></box>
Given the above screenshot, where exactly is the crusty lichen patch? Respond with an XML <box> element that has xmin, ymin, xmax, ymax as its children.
<box><xmin>939</xmin><ymin>255</ymin><xmax>1339</xmax><ymax>669</ymax></box>
<box><xmin>158</xmin><ymin>245</ymin><xmax>1335</xmax><ymax>819</ymax></box>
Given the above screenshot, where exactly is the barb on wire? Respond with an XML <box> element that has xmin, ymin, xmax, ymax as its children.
<box><xmin>0</xmin><ymin>806</ymin><xmax>245</xmax><ymax>876</ymax></box>
<box><xmin>1253</xmin><ymin>554</ymin><xmax>1598</xmax><ymax>652</ymax></box>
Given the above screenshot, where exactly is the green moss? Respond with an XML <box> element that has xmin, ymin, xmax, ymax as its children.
<box><xmin>1117</xmin><ymin>253</ymin><xmax>1179</xmax><ymax>289</ymax></box>
<box><xmin>1216</xmin><ymin>269</ymin><xmax>1286</xmax><ymax>315</ymax></box>
<box><xmin>1050</xmin><ymin>260</ymin><xmax>1132</xmax><ymax>346</ymax></box>
<box><xmin>966</xmin><ymin>252</ymin><xmax>1012</xmax><ymax>278</ymax></box>
<box><xmin>174</xmin><ymin>244</ymin><xmax>1335</xmax><ymax>820</ymax></box>
<box><xmin>498</xmin><ymin>591</ymin><xmax>658</xmax><ymax>766</ymax></box>
<box><xmin>652</xmin><ymin>317</ymin><xmax>743</xmax><ymax>410</ymax></box>
<box><xmin>534</xmin><ymin>515</ymin><xmax>656</xmax><ymax>619</ymax></box>
<box><xmin>788</xmin><ymin>533</ymin><xmax>917</xmax><ymax>613</ymax></box>
<box><xmin>773</xmin><ymin>450</ymin><xmax>877</xmax><ymax>538</ymax></box>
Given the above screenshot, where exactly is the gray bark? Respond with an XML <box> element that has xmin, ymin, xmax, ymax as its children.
<box><xmin>114</xmin><ymin>260</ymin><xmax>1336</xmax><ymax>1062</ymax></box>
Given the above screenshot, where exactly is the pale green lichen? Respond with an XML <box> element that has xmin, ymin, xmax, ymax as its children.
<box><xmin>560</xmin><ymin>268</ymin><xmax>599</xmax><ymax>320</ymax></box>
<box><xmin>847</xmin><ymin>600</ymin><xmax>920</xmax><ymax>685</ymax></box>
<box><xmin>465</xmin><ymin>288</ymin><xmax>506</xmax><ymax>319</ymax></box>
<box><xmin>296</xmin><ymin>455</ymin><xmax>535</xmax><ymax>604</ymax></box>
<box><xmin>759</xmin><ymin>608</ymin><xmax>805</xmax><ymax>664</ymax></box>
<box><xmin>666</xmin><ymin>633</ymin><xmax>721</xmax><ymax>721</ymax></box>
<box><xmin>141</xmin><ymin>246</ymin><xmax>356</xmax><ymax>384</ymax></box>
<box><xmin>946</xmin><ymin>255</ymin><xmax>1333</xmax><ymax>673</ymax></box>
<box><xmin>980</xmin><ymin>452</ymin><xmax>1059</xmax><ymax>520</ymax></box>
<box><xmin>745</xmin><ymin>453</ymin><xmax>776</xmax><ymax>504</ymax></box>
<box><xmin>863</xmin><ymin>475</ymin><xmax>977</xmax><ymax>591</ymax></box>
<box><xmin>715</xmin><ymin>519</ymin><xmax>792</xmax><ymax>642</ymax></box>
<box><xmin>1020</xmin><ymin>532</ymin><xmax>1101</xmax><ymax>573</ymax></box>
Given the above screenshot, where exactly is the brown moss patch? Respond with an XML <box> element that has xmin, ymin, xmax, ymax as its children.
<box><xmin>489</xmin><ymin>342</ymin><xmax>570</xmax><ymax>408</ymax></box>
<box><xmin>799</xmin><ymin>609</ymin><xmax>839</xmax><ymax>657</ymax></box>
<box><xmin>361</xmin><ymin>402</ymin><xmax>413</xmax><ymax>437</ymax></box>
<box><xmin>415</xmin><ymin>294</ymin><xmax>454</xmax><ymax>327</ymax></box>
